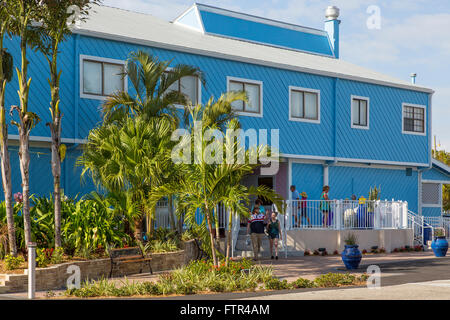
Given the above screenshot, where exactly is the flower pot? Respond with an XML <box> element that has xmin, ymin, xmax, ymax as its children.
<box><xmin>341</xmin><ymin>245</ymin><xmax>362</xmax><ymax>270</ymax></box>
<box><xmin>431</xmin><ymin>237</ymin><xmax>448</xmax><ymax>257</ymax></box>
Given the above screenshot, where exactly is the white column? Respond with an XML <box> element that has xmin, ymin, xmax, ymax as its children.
<box><xmin>323</xmin><ymin>165</ymin><xmax>329</xmax><ymax>186</ymax></box>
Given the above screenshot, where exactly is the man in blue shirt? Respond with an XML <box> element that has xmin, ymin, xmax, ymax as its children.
<box><xmin>290</xmin><ymin>185</ymin><xmax>300</xmax><ymax>227</ymax></box>
<box><xmin>247</xmin><ymin>207</ymin><xmax>267</xmax><ymax>261</ymax></box>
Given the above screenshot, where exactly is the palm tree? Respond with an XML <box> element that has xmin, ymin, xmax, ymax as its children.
<box><xmin>78</xmin><ymin>115</ymin><xmax>175</xmax><ymax>241</ymax></box>
<box><xmin>148</xmin><ymin>93</ymin><xmax>283</xmax><ymax>266</ymax></box>
<box><xmin>8</xmin><ymin>0</ymin><xmax>41</xmax><ymax>248</ymax></box>
<box><xmin>102</xmin><ymin>50</ymin><xmax>202</xmax><ymax>126</ymax></box>
<box><xmin>35</xmin><ymin>0</ymin><xmax>101</xmax><ymax>249</ymax></box>
<box><xmin>0</xmin><ymin>4</ymin><xmax>17</xmax><ymax>256</ymax></box>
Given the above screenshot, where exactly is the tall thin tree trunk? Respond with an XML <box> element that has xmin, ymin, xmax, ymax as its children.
<box><xmin>0</xmin><ymin>89</ymin><xmax>16</xmax><ymax>256</ymax></box>
<box><xmin>214</xmin><ymin>204</ymin><xmax>221</xmax><ymax>253</ymax></box>
<box><xmin>168</xmin><ymin>195</ymin><xmax>176</xmax><ymax>231</ymax></box>
<box><xmin>18</xmin><ymin>132</ymin><xmax>31</xmax><ymax>246</ymax></box>
<box><xmin>225</xmin><ymin>209</ymin><xmax>233</xmax><ymax>266</ymax></box>
<box><xmin>134</xmin><ymin>217</ymin><xmax>144</xmax><ymax>242</ymax></box>
<box><xmin>205</xmin><ymin>208</ymin><xmax>217</xmax><ymax>266</ymax></box>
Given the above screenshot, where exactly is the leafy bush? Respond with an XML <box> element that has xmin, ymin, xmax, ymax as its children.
<box><xmin>264</xmin><ymin>278</ymin><xmax>291</xmax><ymax>290</ymax></box>
<box><xmin>36</xmin><ymin>248</ymin><xmax>53</xmax><ymax>268</ymax></box>
<box><xmin>148</xmin><ymin>239</ymin><xmax>179</xmax><ymax>253</ymax></box>
<box><xmin>314</xmin><ymin>273</ymin><xmax>366</xmax><ymax>287</ymax></box>
<box><xmin>4</xmin><ymin>255</ymin><xmax>25</xmax><ymax>270</ymax></box>
<box><xmin>292</xmin><ymin>278</ymin><xmax>316</xmax><ymax>288</ymax></box>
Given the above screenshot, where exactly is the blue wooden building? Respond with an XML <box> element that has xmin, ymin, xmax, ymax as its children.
<box><xmin>2</xmin><ymin>4</ymin><xmax>449</xmax><ymax>217</ymax></box>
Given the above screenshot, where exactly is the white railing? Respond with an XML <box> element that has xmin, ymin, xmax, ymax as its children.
<box><xmin>408</xmin><ymin>210</ymin><xmax>424</xmax><ymax>246</ymax></box>
<box><xmin>286</xmin><ymin>200</ymin><xmax>408</xmax><ymax>230</ymax></box>
<box><xmin>423</xmin><ymin>216</ymin><xmax>450</xmax><ymax>240</ymax></box>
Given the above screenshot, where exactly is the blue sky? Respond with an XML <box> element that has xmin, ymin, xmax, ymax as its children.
<box><xmin>103</xmin><ymin>0</ymin><xmax>450</xmax><ymax>151</ymax></box>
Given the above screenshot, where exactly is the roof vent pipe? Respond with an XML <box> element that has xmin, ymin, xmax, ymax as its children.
<box><xmin>325</xmin><ymin>6</ymin><xmax>341</xmax><ymax>59</ymax></box>
<box><xmin>411</xmin><ymin>73</ymin><xmax>417</xmax><ymax>84</ymax></box>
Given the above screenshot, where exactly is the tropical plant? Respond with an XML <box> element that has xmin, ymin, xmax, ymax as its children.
<box><xmin>4</xmin><ymin>254</ymin><xmax>24</xmax><ymax>270</ymax></box>
<box><xmin>101</xmin><ymin>50</ymin><xmax>202</xmax><ymax>125</ymax></box>
<box><xmin>61</xmin><ymin>197</ymin><xmax>130</xmax><ymax>254</ymax></box>
<box><xmin>34</xmin><ymin>0</ymin><xmax>101</xmax><ymax>249</ymax></box>
<box><xmin>78</xmin><ymin>115</ymin><xmax>175</xmax><ymax>241</ymax></box>
<box><xmin>7</xmin><ymin>0</ymin><xmax>42</xmax><ymax>249</ymax></box>
<box><xmin>0</xmin><ymin>2</ymin><xmax>16</xmax><ymax>256</ymax></box>
<box><xmin>148</xmin><ymin>93</ymin><xmax>283</xmax><ymax>267</ymax></box>
<box><xmin>344</xmin><ymin>233</ymin><xmax>358</xmax><ymax>246</ymax></box>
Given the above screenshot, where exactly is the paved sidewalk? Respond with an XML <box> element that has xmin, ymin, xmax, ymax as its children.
<box><xmin>0</xmin><ymin>251</ymin><xmax>443</xmax><ymax>300</ymax></box>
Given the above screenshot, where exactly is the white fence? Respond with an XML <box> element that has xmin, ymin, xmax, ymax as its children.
<box><xmin>423</xmin><ymin>216</ymin><xmax>450</xmax><ymax>240</ymax></box>
<box><xmin>286</xmin><ymin>200</ymin><xmax>408</xmax><ymax>230</ymax></box>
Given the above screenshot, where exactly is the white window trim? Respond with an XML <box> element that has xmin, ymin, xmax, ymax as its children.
<box><xmin>402</xmin><ymin>103</ymin><xmax>427</xmax><ymax>136</ymax></box>
<box><xmin>80</xmin><ymin>54</ymin><xmax>128</xmax><ymax>101</ymax></box>
<box><xmin>350</xmin><ymin>95</ymin><xmax>370</xmax><ymax>130</ymax></box>
<box><xmin>226</xmin><ymin>76</ymin><xmax>263</xmax><ymax>118</ymax></box>
<box><xmin>165</xmin><ymin>66</ymin><xmax>202</xmax><ymax>109</ymax></box>
<box><xmin>288</xmin><ymin>86</ymin><xmax>321</xmax><ymax>124</ymax></box>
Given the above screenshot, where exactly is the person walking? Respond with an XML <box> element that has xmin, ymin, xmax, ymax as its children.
<box><xmin>267</xmin><ymin>212</ymin><xmax>282</xmax><ymax>260</ymax></box>
<box><xmin>320</xmin><ymin>186</ymin><xmax>331</xmax><ymax>228</ymax></box>
<box><xmin>247</xmin><ymin>206</ymin><xmax>267</xmax><ymax>261</ymax></box>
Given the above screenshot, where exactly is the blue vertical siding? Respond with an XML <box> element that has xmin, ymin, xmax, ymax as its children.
<box><xmin>291</xmin><ymin>162</ymin><xmax>324</xmax><ymax>200</ymax></box>
<box><xmin>422</xmin><ymin>207</ymin><xmax>442</xmax><ymax>217</ymax></box>
<box><xmin>336</xmin><ymin>79</ymin><xmax>429</xmax><ymax>164</ymax></box>
<box><xmin>329</xmin><ymin>165</ymin><xmax>419</xmax><ymax>212</ymax></box>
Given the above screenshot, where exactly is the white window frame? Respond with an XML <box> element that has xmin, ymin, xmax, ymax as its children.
<box><xmin>288</xmin><ymin>86</ymin><xmax>321</xmax><ymax>124</ymax></box>
<box><xmin>402</xmin><ymin>103</ymin><xmax>427</xmax><ymax>136</ymax></box>
<box><xmin>164</xmin><ymin>67</ymin><xmax>202</xmax><ymax>109</ymax></box>
<box><xmin>80</xmin><ymin>55</ymin><xmax>128</xmax><ymax>101</ymax></box>
<box><xmin>351</xmin><ymin>95</ymin><xmax>370</xmax><ymax>130</ymax></box>
<box><xmin>226</xmin><ymin>76</ymin><xmax>263</xmax><ymax>118</ymax></box>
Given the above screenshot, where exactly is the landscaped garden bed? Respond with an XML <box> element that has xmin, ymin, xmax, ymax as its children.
<box><xmin>60</xmin><ymin>259</ymin><xmax>369</xmax><ymax>298</ymax></box>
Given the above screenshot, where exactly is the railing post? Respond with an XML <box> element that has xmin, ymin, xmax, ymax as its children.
<box><xmin>335</xmin><ymin>200</ymin><xmax>341</xmax><ymax>230</ymax></box>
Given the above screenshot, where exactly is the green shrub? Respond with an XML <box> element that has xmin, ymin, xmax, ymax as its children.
<box><xmin>314</xmin><ymin>273</ymin><xmax>361</xmax><ymax>287</ymax></box>
<box><xmin>264</xmin><ymin>278</ymin><xmax>291</xmax><ymax>290</ymax></box>
<box><xmin>292</xmin><ymin>278</ymin><xmax>316</xmax><ymax>288</ymax></box>
<box><xmin>149</xmin><ymin>239</ymin><xmax>179</xmax><ymax>253</ymax></box>
<box><xmin>208</xmin><ymin>280</ymin><xmax>227</xmax><ymax>292</ymax></box>
<box><xmin>4</xmin><ymin>255</ymin><xmax>25</xmax><ymax>270</ymax></box>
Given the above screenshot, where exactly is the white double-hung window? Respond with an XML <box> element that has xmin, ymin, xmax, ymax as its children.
<box><xmin>289</xmin><ymin>86</ymin><xmax>320</xmax><ymax>123</ymax></box>
<box><xmin>351</xmin><ymin>96</ymin><xmax>369</xmax><ymax>129</ymax></box>
<box><xmin>227</xmin><ymin>77</ymin><xmax>263</xmax><ymax>117</ymax></box>
<box><xmin>81</xmin><ymin>55</ymin><xmax>127</xmax><ymax>100</ymax></box>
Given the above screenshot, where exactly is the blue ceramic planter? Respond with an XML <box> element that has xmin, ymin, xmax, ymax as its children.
<box><xmin>431</xmin><ymin>237</ymin><xmax>448</xmax><ymax>257</ymax></box>
<box><xmin>341</xmin><ymin>245</ymin><xmax>362</xmax><ymax>270</ymax></box>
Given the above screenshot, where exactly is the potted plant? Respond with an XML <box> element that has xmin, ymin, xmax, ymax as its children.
<box><xmin>431</xmin><ymin>228</ymin><xmax>448</xmax><ymax>257</ymax></box>
<box><xmin>341</xmin><ymin>233</ymin><xmax>362</xmax><ymax>270</ymax></box>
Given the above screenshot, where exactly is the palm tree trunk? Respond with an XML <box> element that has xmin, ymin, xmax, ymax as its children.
<box><xmin>168</xmin><ymin>195</ymin><xmax>176</xmax><ymax>231</ymax></box>
<box><xmin>205</xmin><ymin>208</ymin><xmax>218</xmax><ymax>266</ymax></box>
<box><xmin>134</xmin><ymin>217</ymin><xmax>143</xmax><ymax>242</ymax></box>
<box><xmin>225</xmin><ymin>209</ymin><xmax>233</xmax><ymax>266</ymax></box>
<box><xmin>18</xmin><ymin>131</ymin><xmax>31</xmax><ymax>247</ymax></box>
<box><xmin>0</xmin><ymin>94</ymin><xmax>16</xmax><ymax>256</ymax></box>
<box><xmin>214</xmin><ymin>204</ymin><xmax>221</xmax><ymax>253</ymax></box>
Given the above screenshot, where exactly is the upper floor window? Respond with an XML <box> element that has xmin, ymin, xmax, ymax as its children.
<box><xmin>165</xmin><ymin>74</ymin><xmax>200</xmax><ymax>105</ymax></box>
<box><xmin>402</xmin><ymin>103</ymin><xmax>426</xmax><ymax>135</ymax></box>
<box><xmin>227</xmin><ymin>77</ymin><xmax>263</xmax><ymax>117</ymax></box>
<box><xmin>289</xmin><ymin>86</ymin><xmax>320</xmax><ymax>123</ymax></box>
<box><xmin>351</xmin><ymin>96</ymin><xmax>369</xmax><ymax>129</ymax></box>
<box><xmin>80</xmin><ymin>55</ymin><xmax>127</xmax><ymax>100</ymax></box>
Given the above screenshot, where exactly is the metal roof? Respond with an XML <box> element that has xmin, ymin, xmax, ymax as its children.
<box><xmin>74</xmin><ymin>5</ymin><xmax>434</xmax><ymax>94</ymax></box>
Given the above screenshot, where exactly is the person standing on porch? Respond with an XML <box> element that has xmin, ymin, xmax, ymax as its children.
<box><xmin>290</xmin><ymin>185</ymin><xmax>301</xmax><ymax>227</ymax></box>
<box><xmin>247</xmin><ymin>207</ymin><xmax>267</xmax><ymax>261</ymax></box>
<box><xmin>300</xmin><ymin>192</ymin><xmax>311</xmax><ymax>227</ymax></box>
<box><xmin>320</xmin><ymin>186</ymin><xmax>331</xmax><ymax>227</ymax></box>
